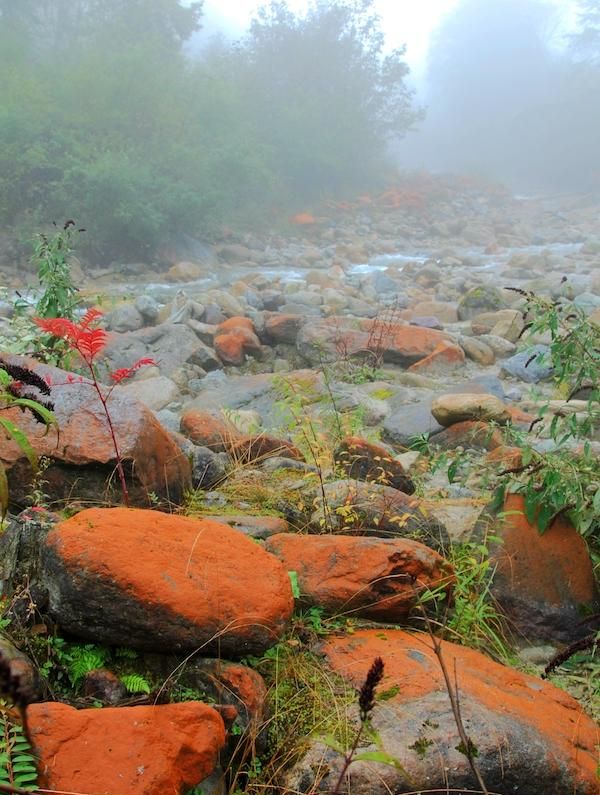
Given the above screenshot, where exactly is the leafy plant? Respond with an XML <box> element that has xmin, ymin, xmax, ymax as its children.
<box><xmin>320</xmin><ymin>656</ymin><xmax>409</xmax><ymax>794</ymax></box>
<box><xmin>0</xmin><ymin>361</ymin><xmax>56</xmax><ymax>519</ymax></box>
<box><xmin>492</xmin><ymin>289</ymin><xmax>600</xmax><ymax>544</ymax></box>
<box><xmin>32</xmin><ymin>221</ymin><xmax>81</xmax><ymax>322</ymax></box>
<box><xmin>120</xmin><ymin>674</ymin><xmax>151</xmax><ymax>695</ymax></box>
<box><xmin>0</xmin><ymin>710</ymin><xmax>38</xmax><ymax>792</ymax></box>
<box><xmin>34</xmin><ymin>309</ymin><xmax>155</xmax><ymax>506</ymax></box>
<box><xmin>444</xmin><ymin>540</ymin><xmax>512</xmax><ymax>662</ymax></box>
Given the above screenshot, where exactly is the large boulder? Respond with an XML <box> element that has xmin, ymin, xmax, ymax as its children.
<box><xmin>333</xmin><ymin>436</ymin><xmax>415</xmax><ymax>494</ymax></box>
<box><xmin>297</xmin><ymin>317</ymin><xmax>450</xmax><ymax>367</ymax></box>
<box><xmin>30</xmin><ymin>702</ymin><xmax>225</xmax><ymax>795</ymax></box>
<box><xmin>487</xmin><ymin>494</ymin><xmax>599</xmax><ymax>643</ymax></box>
<box><xmin>101</xmin><ymin>322</ymin><xmax>214</xmax><ymax>377</ymax></box>
<box><xmin>311</xmin><ymin>479</ymin><xmax>450</xmax><ymax>552</ymax></box>
<box><xmin>285</xmin><ymin>629</ymin><xmax>599</xmax><ymax>794</ymax></box>
<box><xmin>457</xmin><ymin>285</ymin><xmax>509</xmax><ymax>320</ymax></box>
<box><xmin>264</xmin><ymin>534</ymin><xmax>454</xmax><ymax>621</ymax></box>
<box><xmin>0</xmin><ymin>356</ymin><xmax>191</xmax><ymax>507</ymax></box>
<box><xmin>431</xmin><ymin>393</ymin><xmax>511</xmax><ymax>426</ymax></box>
<box><xmin>40</xmin><ymin>508</ymin><xmax>294</xmax><ymax>656</ymax></box>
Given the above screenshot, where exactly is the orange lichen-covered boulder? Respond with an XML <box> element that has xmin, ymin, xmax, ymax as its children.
<box><xmin>214</xmin><ymin>317</ymin><xmax>261</xmax><ymax>365</ymax></box>
<box><xmin>0</xmin><ymin>355</ymin><xmax>191</xmax><ymax>507</ymax></box>
<box><xmin>180</xmin><ymin>409</ymin><xmax>241</xmax><ymax>451</ymax></box>
<box><xmin>334</xmin><ymin>436</ymin><xmax>415</xmax><ymax>494</ymax></box>
<box><xmin>30</xmin><ymin>702</ymin><xmax>225</xmax><ymax>795</ymax></box>
<box><xmin>41</xmin><ymin>508</ymin><xmax>294</xmax><ymax>656</ymax></box>
<box><xmin>229</xmin><ymin>433</ymin><xmax>304</xmax><ymax>464</ymax></box>
<box><xmin>488</xmin><ymin>494</ymin><xmax>599</xmax><ymax>643</ymax></box>
<box><xmin>297</xmin><ymin>317</ymin><xmax>450</xmax><ymax>367</ymax></box>
<box><xmin>429</xmin><ymin>420</ymin><xmax>504</xmax><ymax>451</ymax></box>
<box><xmin>407</xmin><ymin>339</ymin><xmax>465</xmax><ymax>375</ymax></box>
<box><xmin>284</xmin><ymin>629</ymin><xmax>599</xmax><ymax>795</ymax></box>
<box><xmin>264</xmin><ymin>534</ymin><xmax>454</xmax><ymax>622</ymax></box>
<box><xmin>214</xmin><ymin>328</ymin><xmax>261</xmax><ymax>366</ymax></box>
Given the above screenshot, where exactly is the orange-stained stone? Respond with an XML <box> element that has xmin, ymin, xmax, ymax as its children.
<box><xmin>407</xmin><ymin>339</ymin><xmax>465</xmax><ymax>374</ymax></box>
<box><xmin>265</xmin><ymin>533</ymin><xmax>454</xmax><ymax>621</ymax></box>
<box><xmin>43</xmin><ymin>508</ymin><xmax>294</xmax><ymax>655</ymax></box>
<box><xmin>214</xmin><ymin>327</ymin><xmax>261</xmax><ymax>365</ymax></box>
<box><xmin>321</xmin><ymin>628</ymin><xmax>599</xmax><ymax>793</ymax></box>
<box><xmin>217</xmin><ymin>316</ymin><xmax>255</xmax><ymax>333</ymax></box>
<box><xmin>430</xmin><ymin>420</ymin><xmax>504</xmax><ymax>451</ymax></box>
<box><xmin>489</xmin><ymin>494</ymin><xmax>599</xmax><ymax>642</ymax></box>
<box><xmin>30</xmin><ymin>702</ymin><xmax>225</xmax><ymax>795</ymax></box>
<box><xmin>290</xmin><ymin>212</ymin><xmax>316</xmax><ymax>225</ymax></box>
<box><xmin>180</xmin><ymin>409</ymin><xmax>240</xmax><ymax>451</ymax></box>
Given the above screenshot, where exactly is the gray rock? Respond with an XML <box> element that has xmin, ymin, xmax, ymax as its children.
<box><xmin>115</xmin><ymin>375</ymin><xmax>180</xmax><ymax>412</ymax></box>
<box><xmin>191</xmin><ymin>446</ymin><xmax>229</xmax><ymax>489</ymax></box>
<box><xmin>105</xmin><ymin>304</ymin><xmax>144</xmax><ymax>333</ymax></box>
<box><xmin>134</xmin><ymin>295</ymin><xmax>160</xmax><ymax>324</ymax></box>
<box><xmin>501</xmin><ymin>344</ymin><xmax>553</xmax><ymax>383</ymax></box>
<box><xmin>383</xmin><ymin>400</ymin><xmax>444</xmax><ymax>446</ymax></box>
<box><xmin>102</xmin><ymin>322</ymin><xmax>213</xmax><ymax>377</ymax></box>
<box><xmin>457</xmin><ymin>285</ymin><xmax>508</xmax><ymax>320</ymax></box>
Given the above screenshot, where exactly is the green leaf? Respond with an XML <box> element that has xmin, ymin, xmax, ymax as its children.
<box><xmin>319</xmin><ymin>733</ymin><xmax>344</xmax><ymax>754</ymax></box>
<box><xmin>354</xmin><ymin>750</ymin><xmax>409</xmax><ymax>773</ymax></box>
<box><xmin>0</xmin><ymin>417</ymin><xmax>38</xmax><ymax>469</ymax></box>
<box><xmin>288</xmin><ymin>570</ymin><xmax>301</xmax><ymax>599</ymax></box>
<box><xmin>12</xmin><ymin>399</ymin><xmax>56</xmax><ymax>428</ymax></box>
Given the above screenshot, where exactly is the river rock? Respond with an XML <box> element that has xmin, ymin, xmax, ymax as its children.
<box><xmin>102</xmin><ymin>322</ymin><xmax>211</xmax><ymax>377</ymax></box>
<box><xmin>115</xmin><ymin>374</ymin><xmax>179</xmax><ymax>411</ymax></box>
<box><xmin>457</xmin><ymin>285</ymin><xmax>509</xmax><ymax>320</ymax></box>
<box><xmin>501</xmin><ymin>344</ymin><xmax>553</xmax><ymax>382</ymax></box>
<box><xmin>383</xmin><ymin>400</ymin><xmax>444</xmax><ymax>446</ymax></box>
<box><xmin>458</xmin><ymin>335</ymin><xmax>496</xmax><ymax>365</ymax></box>
<box><xmin>311</xmin><ymin>479</ymin><xmax>450</xmax><ymax>552</ymax></box>
<box><xmin>30</xmin><ymin>702</ymin><xmax>225</xmax><ymax>795</ymax></box>
<box><xmin>284</xmin><ymin>629</ymin><xmax>599</xmax><ymax>795</ymax></box>
<box><xmin>431</xmin><ymin>393</ymin><xmax>511</xmax><ymax>426</ymax></box>
<box><xmin>333</xmin><ymin>436</ymin><xmax>415</xmax><ymax>494</ymax></box>
<box><xmin>40</xmin><ymin>508</ymin><xmax>294</xmax><ymax>655</ymax></box>
<box><xmin>486</xmin><ymin>494</ymin><xmax>600</xmax><ymax>643</ymax></box>
<box><xmin>264</xmin><ymin>534</ymin><xmax>454</xmax><ymax>621</ymax></box>
<box><xmin>0</xmin><ymin>356</ymin><xmax>191</xmax><ymax>507</ymax></box>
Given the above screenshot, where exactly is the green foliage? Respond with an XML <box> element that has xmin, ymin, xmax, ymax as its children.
<box><xmin>32</xmin><ymin>220</ymin><xmax>80</xmax><ymax>321</ymax></box>
<box><xmin>495</xmin><ymin>290</ymin><xmax>600</xmax><ymax>546</ymax></box>
<box><xmin>0</xmin><ymin>362</ymin><xmax>56</xmax><ymax>519</ymax></box>
<box><xmin>0</xmin><ymin>0</ymin><xmax>418</xmax><ymax>260</ymax></box>
<box><xmin>444</xmin><ymin>540</ymin><xmax>512</xmax><ymax>662</ymax></box>
<box><xmin>39</xmin><ymin>637</ymin><xmax>149</xmax><ymax>697</ymax></box>
<box><xmin>120</xmin><ymin>674</ymin><xmax>151</xmax><ymax>695</ymax></box>
<box><xmin>0</xmin><ymin>707</ymin><xmax>38</xmax><ymax>791</ymax></box>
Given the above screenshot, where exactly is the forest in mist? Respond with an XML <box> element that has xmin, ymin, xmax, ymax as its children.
<box><xmin>0</xmin><ymin>0</ymin><xmax>599</xmax><ymax>260</ymax></box>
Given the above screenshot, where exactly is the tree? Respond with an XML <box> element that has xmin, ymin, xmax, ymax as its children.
<box><xmin>234</xmin><ymin>0</ymin><xmax>420</xmax><ymax>198</ymax></box>
<box><xmin>0</xmin><ymin>0</ymin><xmax>203</xmax><ymax>57</ymax></box>
<box><xmin>571</xmin><ymin>0</ymin><xmax>600</xmax><ymax>62</ymax></box>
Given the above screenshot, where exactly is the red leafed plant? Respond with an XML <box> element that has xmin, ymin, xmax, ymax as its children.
<box><xmin>35</xmin><ymin>309</ymin><xmax>157</xmax><ymax>507</ymax></box>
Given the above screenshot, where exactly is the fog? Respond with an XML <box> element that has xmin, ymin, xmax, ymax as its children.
<box><xmin>1</xmin><ymin>0</ymin><xmax>599</xmax><ymax>261</ymax></box>
<box><xmin>396</xmin><ymin>0</ymin><xmax>600</xmax><ymax>192</ymax></box>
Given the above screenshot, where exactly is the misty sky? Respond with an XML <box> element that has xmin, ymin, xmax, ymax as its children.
<box><xmin>202</xmin><ymin>0</ymin><xmax>461</xmax><ymax>75</ymax></box>
<box><xmin>202</xmin><ymin>0</ymin><xmax>578</xmax><ymax>78</ymax></box>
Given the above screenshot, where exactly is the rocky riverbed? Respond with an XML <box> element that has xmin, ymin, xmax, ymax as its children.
<box><xmin>0</xmin><ymin>176</ymin><xmax>598</xmax><ymax>794</ymax></box>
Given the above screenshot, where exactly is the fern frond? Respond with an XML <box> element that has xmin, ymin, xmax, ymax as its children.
<box><xmin>120</xmin><ymin>674</ymin><xmax>151</xmax><ymax>694</ymax></box>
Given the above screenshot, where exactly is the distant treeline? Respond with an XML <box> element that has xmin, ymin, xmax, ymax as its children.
<box><xmin>0</xmin><ymin>0</ymin><xmax>419</xmax><ymax>261</ymax></box>
<box><xmin>402</xmin><ymin>0</ymin><xmax>600</xmax><ymax>192</ymax></box>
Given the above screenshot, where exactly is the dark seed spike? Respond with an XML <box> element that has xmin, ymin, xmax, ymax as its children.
<box><xmin>358</xmin><ymin>656</ymin><xmax>385</xmax><ymax>721</ymax></box>
<box><xmin>0</xmin><ymin>362</ymin><xmax>51</xmax><ymax>396</ymax></box>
